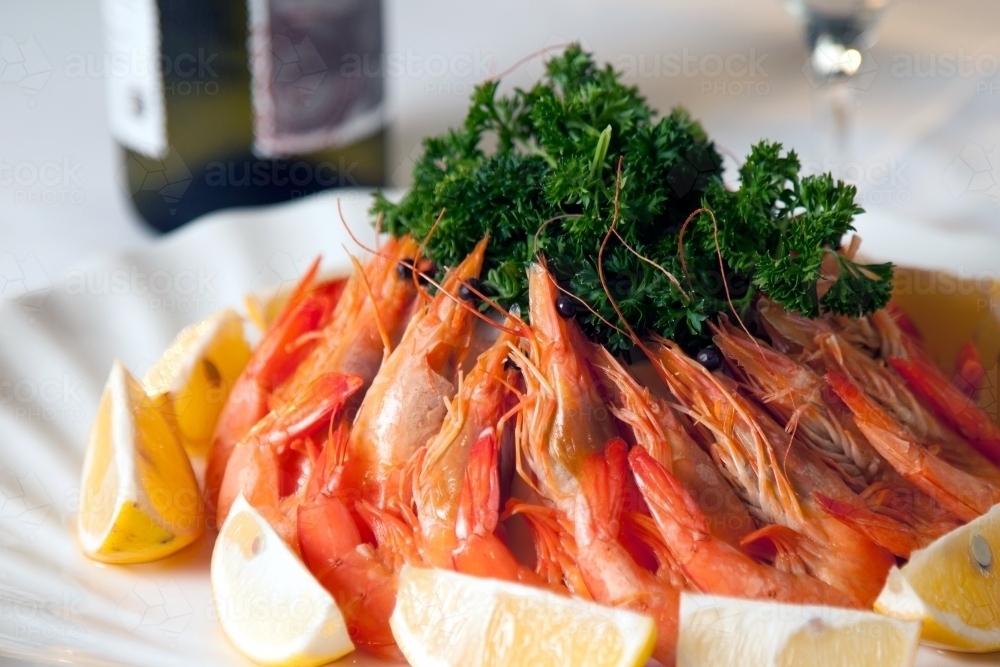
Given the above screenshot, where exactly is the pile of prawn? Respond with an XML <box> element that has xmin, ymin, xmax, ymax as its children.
<box><xmin>205</xmin><ymin>231</ymin><xmax>1000</xmax><ymax>666</ymax></box>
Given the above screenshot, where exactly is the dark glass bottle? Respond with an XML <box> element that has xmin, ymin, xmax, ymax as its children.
<box><xmin>107</xmin><ymin>0</ymin><xmax>385</xmax><ymax>232</ymax></box>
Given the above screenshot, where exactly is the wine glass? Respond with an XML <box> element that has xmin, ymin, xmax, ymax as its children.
<box><xmin>784</xmin><ymin>0</ymin><xmax>893</xmax><ymax>163</ymax></box>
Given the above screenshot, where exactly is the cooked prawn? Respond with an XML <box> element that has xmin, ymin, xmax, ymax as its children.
<box><xmin>412</xmin><ymin>326</ymin><xmax>518</xmax><ymax>568</ymax></box>
<box><xmin>590</xmin><ymin>344</ymin><xmax>756</xmax><ymax>548</ymax></box>
<box><xmin>205</xmin><ymin>259</ymin><xmax>345</xmax><ymax>515</ymax></box>
<box><xmin>215</xmin><ymin>372</ymin><xmax>363</xmax><ymax>545</ymax></box>
<box><xmin>712</xmin><ymin>318</ymin><xmax>960</xmax><ymax>555</ymax></box>
<box><xmin>645</xmin><ymin>337</ymin><xmax>895</xmax><ymax>608</ymax></box>
<box><xmin>629</xmin><ymin>446</ymin><xmax>856</xmax><ymax>606</ymax></box>
<box><xmin>345</xmin><ymin>237</ymin><xmax>488</xmax><ymax>508</ymax></box>
<box><xmin>270</xmin><ymin>235</ymin><xmax>421</xmax><ymax>408</ymax></box>
<box><xmin>513</xmin><ymin>262</ymin><xmax>683</xmax><ymax>665</ymax></box>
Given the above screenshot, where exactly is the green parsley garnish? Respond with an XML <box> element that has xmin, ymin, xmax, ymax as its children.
<box><xmin>372</xmin><ymin>44</ymin><xmax>893</xmax><ymax>352</ymax></box>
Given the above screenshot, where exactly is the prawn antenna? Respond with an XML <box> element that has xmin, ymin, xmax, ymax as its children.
<box><xmin>336</xmin><ymin>198</ymin><xmax>523</xmax><ymax>338</ymax></box>
<box><xmin>343</xmin><ymin>246</ymin><xmax>393</xmax><ymax>359</ymax></box>
<box><xmin>412</xmin><ymin>208</ymin><xmax>446</xmax><ymax>304</ymax></box>
<box><xmin>532</xmin><ymin>214</ymin><xmax>582</xmax><ymax>258</ymax></box>
<box><xmin>336</xmin><ymin>196</ymin><xmax>430</xmax><ymax>303</ymax></box>
<box><xmin>597</xmin><ymin>157</ymin><xmax>654</xmax><ymax>360</ymax></box>
<box><xmin>486</xmin><ymin>42</ymin><xmax>570</xmax><ymax>83</ymax></box>
<box><xmin>675</xmin><ymin>207</ymin><xmax>704</xmax><ymax>293</ymax></box>
<box><xmin>704</xmin><ymin>209</ymin><xmax>769</xmax><ymax>370</ymax></box>
<box><xmin>611</xmin><ymin>228</ymin><xmax>689</xmax><ymax>302</ymax></box>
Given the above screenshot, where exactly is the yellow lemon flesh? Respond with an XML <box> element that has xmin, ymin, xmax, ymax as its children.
<box><xmin>391</xmin><ymin>564</ymin><xmax>656</xmax><ymax>667</ymax></box>
<box><xmin>78</xmin><ymin>360</ymin><xmax>204</xmax><ymax>563</ymax></box>
<box><xmin>211</xmin><ymin>494</ymin><xmax>355</xmax><ymax>667</ymax></box>
<box><xmin>875</xmin><ymin>503</ymin><xmax>1000</xmax><ymax>651</ymax></box>
<box><xmin>678</xmin><ymin>593</ymin><xmax>921</xmax><ymax>667</ymax></box>
<box><xmin>142</xmin><ymin>308</ymin><xmax>250</xmax><ymax>455</ymax></box>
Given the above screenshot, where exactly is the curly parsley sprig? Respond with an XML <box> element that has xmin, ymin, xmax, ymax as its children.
<box><xmin>372</xmin><ymin>44</ymin><xmax>893</xmax><ymax>352</ymax></box>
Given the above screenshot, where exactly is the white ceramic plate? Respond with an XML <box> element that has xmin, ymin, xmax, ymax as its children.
<box><xmin>0</xmin><ymin>190</ymin><xmax>997</xmax><ymax>666</ymax></box>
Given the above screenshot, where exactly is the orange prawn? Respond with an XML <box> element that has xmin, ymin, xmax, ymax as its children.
<box><xmin>872</xmin><ymin>309</ymin><xmax>1000</xmax><ymax>466</ymax></box>
<box><xmin>629</xmin><ymin>446</ymin><xmax>856</xmax><ymax>607</ymax></box>
<box><xmin>512</xmin><ymin>262</ymin><xmax>683</xmax><ymax>665</ymax></box>
<box><xmin>297</xmin><ymin>419</ymin><xmax>416</xmax><ymax>660</ymax></box>
<box><xmin>215</xmin><ymin>372</ymin><xmax>363</xmax><ymax>545</ymax></box>
<box><xmin>645</xmin><ymin>337</ymin><xmax>895</xmax><ymax>608</ymax></box>
<box><xmin>344</xmin><ymin>237</ymin><xmax>488</xmax><ymax>508</ymax></box>
<box><xmin>295</xmin><ymin>240</ymin><xmax>493</xmax><ymax>658</ymax></box>
<box><xmin>205</xmin><ymin>259</ymin><xmax>345</xmax><ymax>515</ymax></box>
<box><xmin>411</xmin><ymin>325</ymin><xmax>519</xmax><ymax>568</ymax></box>
<box><xmin>712</xmin><ymin>318</ymin><xmax>960</xmax><ymax>555</ymax></box>
<box><xmin>590</xmin><ymin>344</ymin><xmax>757</xmax><ymax>548</ymax></box>
<box><xmin>270</xmin><ymin>234</ymin><xmax>421</xmax><ymax>408</ymax></box>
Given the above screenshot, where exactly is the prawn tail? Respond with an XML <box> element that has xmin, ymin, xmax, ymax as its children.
<box><xmin>888</xmin><ymin>352</ymin><xmax>1000</xmax><ymax>467</ymax></box>
<box><xmin>578</xmin><ymin>438</ymin><xmax>631</xmax><ymax>543</ymax></box>
<box><xmin>628</xmin><ymin>445</ymin><xmax>710</xmax><ymax>564</ymax></box>
<box><xmin>455</xmin><ymin>430</ymin><xmax>501</xmax><ymax>541</ymax></box>
<box><xmin>621</xmin><ymin>511</ymin><xmax>686</xmax><ymax>588</ymax></box>
<box><xmin>216</xmin><ymin>373</ymin><xmax>363</xmax><ymax>532</ymax></box>
<box><xmin>504</xmin><ymin>500</ymin><xmax>586</xmax><ymax>597</ymax></box>
<box><xmin>451</xmin><ymin>431</ymin><xmax>549</xmax><ymax>588</ymax></box>
<box><xmin>813</xmin><ymin>492</ymin><xmax>921</xmax><ymax>558</ymax></box>
<box><xmin>953</xmin><ymin>340</ymin><xmax>986</xmax><ymax>399</ymax></box>
<box><xmin>738</xmin><ymin>524</ymin><xmax>813</xmax><ymax>574</ymax></box>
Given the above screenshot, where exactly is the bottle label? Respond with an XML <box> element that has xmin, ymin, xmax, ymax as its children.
<box><xmin>247</xmin><ymin>0</ymin><xmax>383</xmax><ymax>157</ymax></box>
<box><xmin>100</xmin><ymin>0</ymin><xmax>168</xmax><ymax>158</ymax></box>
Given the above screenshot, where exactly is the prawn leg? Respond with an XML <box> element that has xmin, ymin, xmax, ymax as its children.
<box><xmin>827</xmin><ymin>369</ymin><xmax>1000</xmax><ymax>521</ymax></box>
<box><xmin>629</xmin><ymin>446</ymin><xmax>855</xmax><ymax>607</ymax></box>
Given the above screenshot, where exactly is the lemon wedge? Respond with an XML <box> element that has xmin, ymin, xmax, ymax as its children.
<box><xmin>678</xmin><ymin>593</ymin><xmax>920</xmax><ymax>667</ymax></box>
<box><xmin>875</xmin><ymin>503</ymin><xmax>1000</xmax><ymax>651</ymax></box>
<box><xmin>142</xmin><ymin>308</ymin><xmax>251</xmax><ymax>455</ymax></box>
<box><xmin>78</xmin><ymin>360</ymin><xmax>204</xmax><ymax>563</ymax></box>
<box><xmin>211</xmin><ymin>494</ymin><xmax>355</xmax><ymax>667</ymax></box>
<box><xmin>391</xmin><ymin>564</ymin><xmax>656</xmax><ymax>667</ymax></box>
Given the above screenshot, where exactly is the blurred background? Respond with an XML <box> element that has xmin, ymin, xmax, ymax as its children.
<box><xmin>2</xmin><ymin>0</ymin><xmax>1000</xmax><ymax>290</ymax></box>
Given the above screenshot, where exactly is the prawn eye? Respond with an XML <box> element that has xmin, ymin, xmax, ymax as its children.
<box><xmin>696</xmin><ymin>347</ymin><xmax>722</xmax><ymax>370</ymax></box>
<box><xmin>459</xmin><ymin>278</ymin><xmax>484</xmax><ymax>301</ymax></box>
<box><xmin>396</xmin><ymin>258</ymin><xmax>415</xmax><ymax>280</ymax></box>
<box><xmin>555</xmin><ymin>294</ymin><xmax>577</xmax><ymax>319</ymax></box>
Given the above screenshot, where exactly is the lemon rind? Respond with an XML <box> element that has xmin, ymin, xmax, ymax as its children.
<box><xmin>78</xmin><ymin>360</ymin><xmax>202</xmax><ymax>562</ymax></box>
<box><xmin>211</xmin><ymin>494</ymin><xmax>355</xmax><ymax>667</ymax></box>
